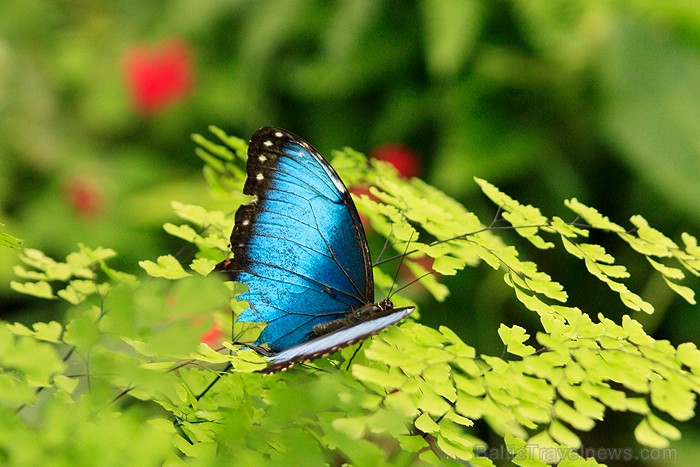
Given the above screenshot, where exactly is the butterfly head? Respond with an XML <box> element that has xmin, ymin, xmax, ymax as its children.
<box><xmin>377</xmin><ymin>298</ymin><xmax>394</xmax><ymax>311</ymax></box>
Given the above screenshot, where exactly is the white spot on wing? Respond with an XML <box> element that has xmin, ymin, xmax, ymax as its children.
<box><xmin>263</xmin><ymin>140</ymin><xmax>272</xmax><ymax>147</ymax></box>
<box><xmin>274</xmin><ymin>131</ymin><xmax>283</xmax><ymax>138</ymax></box>
<box><xmin>256</xmin><ymin>173</ymin><xmax>264</xmax><ymax>181</ymax></box>
<box><xmin>242</xmin><ymin>220</ymin><xmax>250</xmax><ymax>226</ymax></box>
<box><xmin>258</xmin><ymin>155</ymin><xmax>267</xmax><ymax>162</ymax></box>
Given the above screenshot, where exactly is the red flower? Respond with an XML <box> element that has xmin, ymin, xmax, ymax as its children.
<box><xmin>200</xmin><ymin>322</ymin><xmax>225</xmax><ymax>348</ymax></box>
<box><xmin>371</xmin><ymin>144</ymin><xmax>422</xmax><ymax>178</ymax></box>
<box><xmin>66</xmin><ymin>178</ymin><xmax>103</xmax><ymax>218</ymax></box>
<box><xmin>123</xmin><ymin>39</ymin><xmax>195</xmax><ymax>114</ymax></box>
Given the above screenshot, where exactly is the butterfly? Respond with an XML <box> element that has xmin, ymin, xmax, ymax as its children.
<box><xmin>215</xmin><ymin>126</ymin><xmax>415</xmax><ymax>373</ymax></box>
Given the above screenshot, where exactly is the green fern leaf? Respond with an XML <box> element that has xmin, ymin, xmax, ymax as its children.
<box><xmin>139</xmin><ymin>255</ymin><xmax>191</xmax><ymax>279</ymax></box>
<box><xmin>10</xmin><ymin>280</ymin><xmax>55</xmax><ymax>299</ymax></box>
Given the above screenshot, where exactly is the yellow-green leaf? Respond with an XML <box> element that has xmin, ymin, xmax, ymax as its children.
<box><xmin>634</xmin><ymin>418</ymin><xmax>669</xmax><ymax>448</ymax></box>
<box><xmin>139</xmin><ymin>255</ymin><xmax>190</xmax><ymax>279</ymax></box>
<box><xmin>662</xmin><ymin>276</ymin><xmax>696</xmax><ymax>304</ymax></box>
<box><xmin>10</xmin><ymin>280</ymin><xmax>55</xmax><ymax>299</ymax></box>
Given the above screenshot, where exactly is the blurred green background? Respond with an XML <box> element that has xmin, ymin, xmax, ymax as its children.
<box><xmin>1</xmin><ymin>0</ymin><xmax>699</xmax><ymax>463</ymax></box>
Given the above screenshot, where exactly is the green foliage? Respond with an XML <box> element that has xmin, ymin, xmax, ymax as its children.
<box><xmin>5</xmin><ymin>0</ymin><xmax>699</xmax><ymax>282</ymax></box>
<box><xmin>10</xmin><ymin>245</ymin><xmax>135</xmax><ymax>304</ymax></box>
<box><xmin>3</xmin><ymin>128</ymin><xmax>699</xmax><ymax>465</ymax></box>
<box><xmin>0</xmin><ymin>225</ymin><xmax>23</xmax><ymax>250</ymax></box>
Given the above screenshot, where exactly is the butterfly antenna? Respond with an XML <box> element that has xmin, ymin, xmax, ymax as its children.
<box><xmin>387</xmin><ymin>231</ymin><xmax>415</xmax><ymax>299</ymax></box>
<box><xmin>390</xmin><ymin>271</ymin><xmax>433</xmax><ymax>297</ymax></box>
<box><xmin>373</xmin><ymin>222</ymin><xmax>396</xmax><ymax>267</ymax></box>
<box><xmin>374</xmin><ymin>206</ymin><xmax>549</xmax><ymax>268</ymax></box>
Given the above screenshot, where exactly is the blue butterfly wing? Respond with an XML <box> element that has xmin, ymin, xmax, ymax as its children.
<box><xmin>219</xmin><ymin>126</ymin><xmax>374</xmax><ymax>352</ymax></box>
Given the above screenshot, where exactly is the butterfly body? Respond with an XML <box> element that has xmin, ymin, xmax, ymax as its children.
<box><xmin>216</xmin><ymin>126</ymin><xmax>414</xmax><ymax>371</ymax></box>
<box><xmin>263</xmin><ymin>303</ymin><xmax>413</xmax><ymax>374</ymax></box>
<box><xmin>312</xmin><ymin>298</ymin><xmax>395</xmax><ymax>336</ymax></box>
